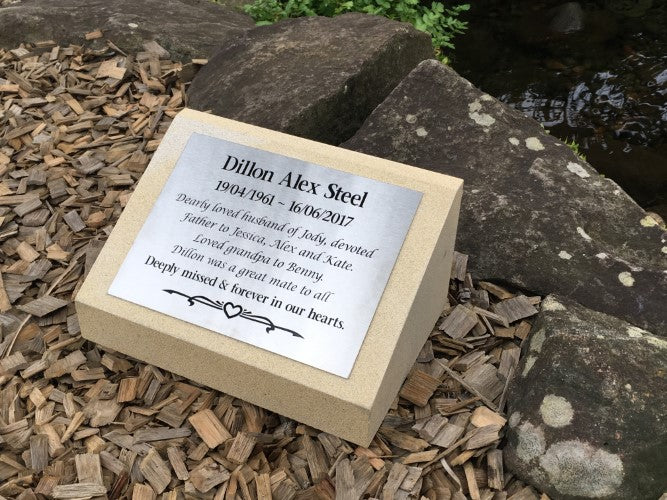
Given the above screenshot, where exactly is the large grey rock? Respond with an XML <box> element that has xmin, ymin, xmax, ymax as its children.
<box><xmin>187</xmin><ymin>13</ymin><xmax>434</xmax><ymax>144</ymax></box>
<box><xmin>0</xmin><ymin>0</ymin><xmax>254</xmax><ymax>61</ymax></box>
<box><xmin>504</xmin><ymin>295</ymin><xmax>666</xmax><ymax>499</ymax></box>
<box><xmin>343</xmin><ymin>60</ymin><xmax>667</xmax><ymax>334</ymax></box>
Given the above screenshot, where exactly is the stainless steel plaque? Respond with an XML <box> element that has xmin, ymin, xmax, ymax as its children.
<box><xmin>109</xmin><ymin>133</ymin><xmax>422</xmax><ymax>377</ymax></box>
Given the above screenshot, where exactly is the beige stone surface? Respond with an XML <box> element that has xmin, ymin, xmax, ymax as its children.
<box><xmin>75</xmin><ymin>108</ymin><xmax>462</xmax><ymax>445</ymax></box>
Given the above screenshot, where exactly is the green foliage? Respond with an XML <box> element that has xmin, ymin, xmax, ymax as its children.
<box><xmin>243</xmin><ymin>0</ymin><xmax>469</xmax><ymax>59</ymax></box>
<box><xmin>564</xmin><ymin>137</ymin><xmax>587</xmax><ymax>162</ymax></box>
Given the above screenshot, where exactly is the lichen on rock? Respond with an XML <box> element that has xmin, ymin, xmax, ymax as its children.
<box><xmin>516</xmin><ymin>421</ymin><xmax>546</xmax><ymax>462</ymax></box>
<box><xmin>539</xmin><ymin>394</ymin><xmax>573</xmax><ymax>428</ymax></box>
<box><xmin>539</xmin><ymin>440</ymin><xmax>624</xmax><ymax>497</ymax></box>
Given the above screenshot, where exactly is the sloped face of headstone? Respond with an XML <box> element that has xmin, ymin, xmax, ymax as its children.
<box><xmin>343</xmin><ymin>59</ymin><xmax>667</xmax><ymax>334</ymax></box>
<box><xmin>76</xmin><ymin>108</ymin><xmax>462</xmax><ymax>445</ymax></box>
<box><xmin>187</xmin><ymin>13</ymin><xmax>434</xmax><ymax>145</ymax></box>
<box><xmin>504</xmin><ymin>295</ymin><xmax>667</xmax><ymax>499</ymax></box>
<box><xmin>0</xmin><ymin>0</ymin><xmax>254</xmax><ymax>61</ymax></box>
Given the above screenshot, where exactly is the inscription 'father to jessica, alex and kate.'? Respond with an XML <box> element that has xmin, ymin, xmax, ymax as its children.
<box><xmin>176</xmin><ymin>211</ymin><xmax>378</xmax><ymax>256</ymax></box>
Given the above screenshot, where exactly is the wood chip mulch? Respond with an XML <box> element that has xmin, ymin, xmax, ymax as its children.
<box><xmin>0</xmin><ymin>37</ymin><xmax>545</xmax><ymax>500</ymax></box>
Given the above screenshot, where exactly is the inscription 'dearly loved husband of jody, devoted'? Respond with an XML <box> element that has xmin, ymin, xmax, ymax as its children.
<box><xmin>109</xmin><ymin>133</ymin><xmax>422</xmax><ymax>377</ymax></box>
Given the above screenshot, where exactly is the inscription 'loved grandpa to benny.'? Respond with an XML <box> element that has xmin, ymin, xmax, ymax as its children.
<box><xmin>216</xmin><ymin>154</ymin><xmax>369</xmax><ymax>207</ymax></box>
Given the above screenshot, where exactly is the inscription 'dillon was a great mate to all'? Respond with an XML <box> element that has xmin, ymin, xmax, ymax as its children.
<box><xmin>110</xmin><ymin>133</ymin><xmax>422</xmax><ymax>377</ymax></box>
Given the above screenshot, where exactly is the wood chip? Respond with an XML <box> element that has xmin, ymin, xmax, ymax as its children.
<box><xmin>16</xmin><ymin>241</ymin><xmax>40</xmax><ymax>262</ymax></box>
<box><xmin>464</xmin><ymin>364</ymin><xmax>504</xmax><ymax>402</ymax></box>
<box><xmin>85</xmin><ymin>29</ymin><xmax>103</xmax><ymax>40</ymax></box>
<box><xmin>379</xmin><ymin>427</ymin><xmax>429</xmax><ymax>452</ymax></box>
<box><xmin>14</xmin><ymin>196</ymin><xmax>42</xmax><ymax>217</ymax></box>
<box><xmin>464</xmin><ymin>462</ymin><xmax>481</xmax><ymax>500</ymax></box>
<box><xmin>167</xmin><ymin>446</ymin><xmax>189</xmax><ymax>481</ymax></box>
<box><xmin>492</xmin><ymin>296</ymin><xmax>539</xmax><ymax>323</ymax></box>
<box><xmin>303</xmin><ymin>433</ymin><xmax>329</xmax><ymax>482</ymax></box>
<box><xmin>30</xmin><ymin>434</ymin><xmax>49</xmax><ymax>472</ymax></box>
<box><xmin>487</xmin><ymin>449</ymin><xmax>504</xmax><ymax>490</ymax></box>
<box><xmin>471</xmin><ymin>406</ymin><xmax>507</xmax><ymax>428</ymax></box>
<box><xmin>417</xmin><ymin>414</ymin><xmax>447</xmax><ymax>441</ymax></box>
<box><xmin>227</xmin><ymin>431</ymin><xmax>257</xmax><ymax>464</ymax></box>
<box><xmin>75</xmin><ymin>453</ymin><xmax>103</xmax><ymax>485</ymax></box>
<box><xmin>139</xmin><ymin>448</ymin><xmax>171</xmax><ymax>494</ymax></box>
<box><xmin>451</xmin><ymin>251</ymin><xmax>468</xmax><ymax>281</ymax></box>
<box><xmin>382</xmin><ymin>462</ymin><xmax>409</xmax><ymax>497</ymax></box>
<box><xmin>400</xmin><ymin>369</ymin><xmax>441</xmax><ymax>406</ymax></box>
<box><xmin>17</xmin><ymin>295</ymin><xmax>68</xmax><ymax>316</ymax></box>
<box><xmin>479</xmin><ymin>281</ymin><xmax>514</xmax><ymax>300</ymax></box>
<box><xmin>431</xmin><ymin>423</ymin><xmax>465</xmax><ymax>448</ymax></box>
<box><xmin>499</xmin><ymin>345</ymin><xmax>521</xmax><ymax>380</ymax></box>
<box><xmin>515</xmin><ymin>320</ymin><xmax>532</xmax><ymax>340</ymax></box>
<box><xmin>188</xmin><ymin>408</ymin><xmax>232</xmax><ymax>448</ymax></box>
<box><xmin>334</xmin><ymin>458</ymin><xmax>356</xmax><ymax>500</ymax></box>
<box><xmin>117</xmin><ymin>376</ymin><xmax>138</xmax><ymax>402</ymax></box>
<box><xmin>132</xmin><ymin>483</ymin><xmax>156</xmax><ymax>500</ymax></box>
<box><xmin>190</xmin><ymin>463</ymin><xmax>231</xmax><ymax>493</ymax></box>
<box><xmin>51</xmin><ymin>483</ymin><xmax>107</xmax><ymax>499</ymax></box>
<box><xmin>256</xmin><ymin>472</ymin><xmax>272</xmax><ymax>500</ymax></box>
<box><xmin>97</xmin><ymin>59</ymin><xmax>127</xmax><ymax>80</ymax></box>
<box><xmin>439</xmin><ymin>305</ymin><xmax>478</xmax><ymax>338</ymax></box>
<box><xmin>399</xmin><ymin>449</ymin><xmax>439</xmax><ymax>464</ymax></box>
<box><xmin>465</xmin><ymin>424</ymin><xmax>501</xmax><ymax>450</ymax></box>
<box><xmin>63</xmin><ymin>210</ymin><xmax>86</xmax><ymax>232</ymax></box>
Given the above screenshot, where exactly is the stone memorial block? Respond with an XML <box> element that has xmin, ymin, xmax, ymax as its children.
<box><xmin>76</xmin><ymin>108</ymin><xmax>463</xmax><ymax>445</ymax></box>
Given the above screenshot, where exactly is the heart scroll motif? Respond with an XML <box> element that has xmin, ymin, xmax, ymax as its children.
<box><xmin>223</xmin><ymin>302</ymin><xmax>243</xmax><ymax>319</ymax></box>
<box><xmin>163</xmin><ymin>290</ymin><xmax>303</xmax><ymax>338</ymax></box>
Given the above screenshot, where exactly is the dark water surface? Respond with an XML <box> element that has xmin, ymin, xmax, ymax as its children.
<box><xmin>451</xmin><ymin>0</ymin><xmax>667</xmax><ymax>218</ymax></box>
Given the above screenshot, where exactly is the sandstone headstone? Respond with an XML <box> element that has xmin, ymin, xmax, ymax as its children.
<box><xmin>343</xmin><ymin>59</ymin><xmax>667</xmax><ymax>334</ymax></box>
<box><xmin>0</xmin><ymin>0</ymin><xmax>254</xmax><ymax>61</ymax></box>
<box><xmin>187</xmin><ymin>13</ymin><xmax>434</xmax><ymax>144</ymax></box>
<box><xmin>504</xmin><ymin>295</ymin><xmax>666</xmax><ymax>499</ymax></box>
<box><xmin>75</xmin><ymin>108</ymin><xmax>463</xmax><ymax>445</ymax></box>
